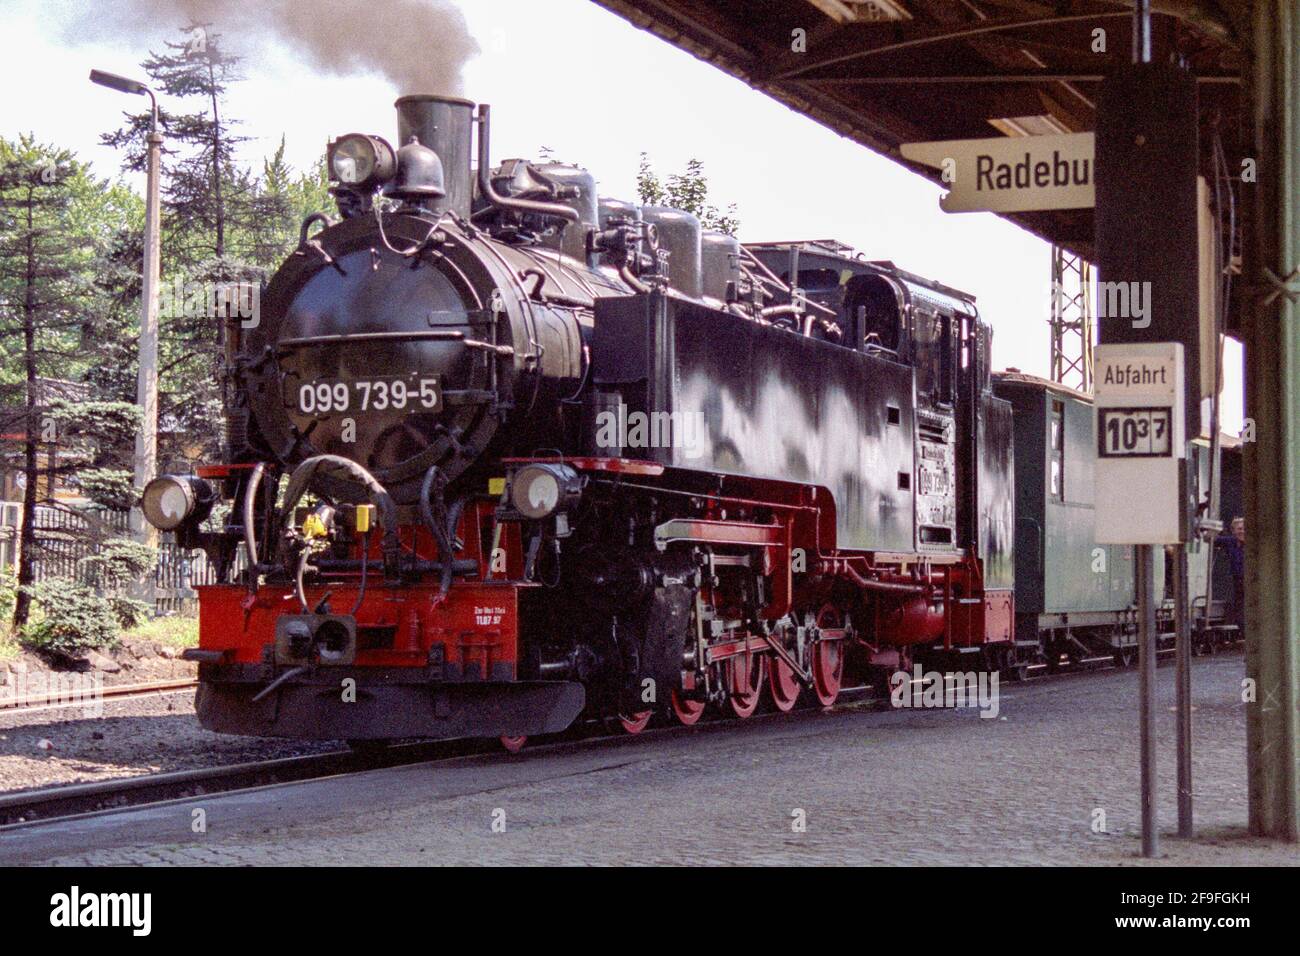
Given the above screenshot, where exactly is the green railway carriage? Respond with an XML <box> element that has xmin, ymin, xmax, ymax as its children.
<box><xmin>993</xmin><ymin>372</ymin><xmax>1218</xmax><ymax>666</ymax></box>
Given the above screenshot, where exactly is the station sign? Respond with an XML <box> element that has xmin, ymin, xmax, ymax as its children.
<box><xmin>900</xmin><ymin>132</ymin><xmax>1094</xmax><ymax>213</ymax></box>
<box><xmin>1093</xmin><ymin>342</ymin><xmax>1185</xmax><ymax>544</ymax></box>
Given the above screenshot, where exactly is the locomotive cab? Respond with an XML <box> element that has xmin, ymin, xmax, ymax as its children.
<box><xmin>844</xmin><ymin>273</ymin><xmax>903</xmax><ymax>355</ymax></box>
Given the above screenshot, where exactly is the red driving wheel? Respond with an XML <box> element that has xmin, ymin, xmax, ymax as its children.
<box><xmin>811</xmin><ymin>604</ymin><xmax>845</xmax><ymax>708</ymax></box>
<box><xmin>618</xmin><ymin>710</ymin><xmax>653</xmax><ymax>734</ymax></box>
<box><xmin>500</xmin><ymin>735</ymin><xmax>527</xmax><ymax>753</ymax></box>
<box><xmin>727</xmin><ymin>648</ymin><xmax>766</xmax><ymax>718</ymax></box>
<box><xmin>670</xmin><ymin>689</ymin><xmax>706</xmax><ymax>726</ymax></box>
<box><xmin>768</xmin><ymin>649</ymin><xmax>801</xmax><ymax>713</ymax></box>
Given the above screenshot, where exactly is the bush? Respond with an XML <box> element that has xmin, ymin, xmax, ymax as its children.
<box><xmin>109</xmin><ymin>595</ymin><xmax>151</xmax><ymax>629</ymax></box>
<box><xmin>0</xmin><ymin>571</ymin><xmax>16</xmax><ymax>622</ymax></box>
<box><xmin>78</xmin><ymin>538</ymin><xmax>157</xmax><ymax>591</ymax></box>
<box><xmin>20</xmin><ymin>579</ymin><xmax>120</xmax><ymax>654</ymax></box>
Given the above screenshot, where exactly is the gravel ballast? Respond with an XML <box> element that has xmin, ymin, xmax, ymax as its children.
<box><xmin>0</xmin><ymin>643</ymin><xmax>342</xmax><ymax>794</ymax></box>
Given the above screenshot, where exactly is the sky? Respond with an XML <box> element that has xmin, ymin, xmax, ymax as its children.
<box><xmin>0</xmin><ymin>0</ymin><xmax>1242</xmax><ymax>429</ymax></box>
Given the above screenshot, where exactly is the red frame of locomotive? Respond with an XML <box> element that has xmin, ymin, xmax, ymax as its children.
<box><xmin>193</xmin><ymin>455</ymin><xmax>1013</xmax><ymax>707</ymax></box>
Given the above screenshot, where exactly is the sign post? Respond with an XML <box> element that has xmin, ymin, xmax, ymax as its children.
<box><xmin>1094</xmin><ymin>344</ymin><xmax>1185</xmax><ymax>543</ymax></box>
<box><xmin>1093</xmin><ymin>0</ymin><xmax>1202</xmax><ymax>854</ymax></box>
<box><xmin>1094</xmin><ymin>342</ymin><xmax>1186</xmax><ymax>859</ymax></box>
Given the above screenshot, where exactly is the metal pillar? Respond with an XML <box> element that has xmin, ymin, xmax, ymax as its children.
<box><xmin>1132</xmin><ymin>0</ymin><xmax>1152</xmax><ymax>64</ymax></box>
<box><xmin>1245</xmin><ymin>0</ymin><xmax>1300</xmax><ymax>840</ymax></box>
<box><xmin>1137</xmin><ymin>544</ymin><xmax>1159</xmax><ymax>857</ymax></box>
<box><xmin>1175</xmin><ymin>543</ymin><xmax>1193</xmax><ymax>836</ymax></box>
<box><xmin>1133</xmin><ymin>0</ymin><xmax>1160</xmax><ymax>861</ymax></box>
<box><xmin>1049</xmin><ymin>245</ymin><xmax>1094</xmax><ymax>392</ymax></box>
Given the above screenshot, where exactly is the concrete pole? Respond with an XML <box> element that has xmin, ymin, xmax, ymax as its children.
<box><xmin>133</xmin><ymin>125</ymin><xmax>162</xmax><ymax>553</ymax></box>
<box><xmin>1245</xmin><ymin>0</ymin><xmax>1300</xmax><ymax>841</ymax></box>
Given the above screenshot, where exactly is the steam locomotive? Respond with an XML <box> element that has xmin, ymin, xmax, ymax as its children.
<box><xmin>145</xmin><ymin>95</ymin><xmax>1231</xmax><ymax>747</ymax></box>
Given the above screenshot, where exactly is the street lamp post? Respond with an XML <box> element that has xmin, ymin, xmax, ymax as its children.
<box><xmin>90</xmin><ymin>69</ymin><xmax>161</xmax><ymax>552</ymax></box>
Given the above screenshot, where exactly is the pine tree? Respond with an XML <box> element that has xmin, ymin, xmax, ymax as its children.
<box><xmin>255</xmin><ymin>138</ymin><xmax>333</xmax><ymax>264</ymax></box>
<box><xmin>99</xmin><ymin>23</ymin><xmax>252</xmax><ymax>263</ymax></box>
<box><xmin>0</xmin><ymin>137</ymin><xmax>140</xmax><ymax>628</ymax></box>
<box><xmin>99</xmin><ymin>24</ymin><xmax>264</xmax><ymax>465</ymax></box>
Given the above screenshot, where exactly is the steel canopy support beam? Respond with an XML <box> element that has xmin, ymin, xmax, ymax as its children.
<box><xmin>799</xmin><ymin>72</ymin><xmax>1241</xmax><ymax>84</ymax></box>
<box><xmin>1049</xmin><ymin>246</ymin><xmax>1094</xmax><ymax>393</ymax></box>
<box><xmin>766</xmin><ymin>4</ymin><xmax>1237</xmax><ymax>83</ymax></box>
<box><xmin>769</xmin><ymin>12</ymin><xmax>1136</xmax><ymax>81</ymax></box>
<box><xmin>1245</xmin><ymin>0</ymin><xmax>1300</xmax><ymax>841</ymax></box>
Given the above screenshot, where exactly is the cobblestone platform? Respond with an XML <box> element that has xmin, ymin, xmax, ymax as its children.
<box><xmin>2</xmin><ymin>652</ymin><xmax>1294</xmax><ymax>865</ymax></box>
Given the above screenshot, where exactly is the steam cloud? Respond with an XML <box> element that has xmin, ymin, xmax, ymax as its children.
<box><xmin>55</xmin><ymin>0</ymin><xmax>480</xmax><ymax>95</ymax></box>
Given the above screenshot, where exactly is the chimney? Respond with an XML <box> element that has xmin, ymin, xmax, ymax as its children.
<box><xmin>394</xmin><ymin>94</ymin><xmax>475</xmax><ymax>217</ymax></box>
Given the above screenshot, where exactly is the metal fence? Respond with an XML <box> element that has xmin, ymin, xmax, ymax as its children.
<box><xmin>0</xmin><ymin>502</ymin><xmax>237</xmax><ymax>616</ymax></box>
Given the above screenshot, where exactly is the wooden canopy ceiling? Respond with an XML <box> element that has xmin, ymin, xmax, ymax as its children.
<box><xmin>590</xmin><ymin>0</ymin><xmax>1251</xmax><ymax>258</ymax></box>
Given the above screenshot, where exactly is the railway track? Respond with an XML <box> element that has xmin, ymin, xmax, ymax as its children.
<box><xmin>0</xmin><ymin>644</ymin><xmax>1242</xmax><ymax>832</ymax></box>
<box><xmin>0</xmin><ymin>686</ymin><xmax>882</xmax><ymax>830</ymax></box>
<box><xmin>0</xmin><ymin>736</ymin><xmax>494</xmax><ymax>828</ymax></box>
<box><xmin>0</xmin><ymin>677</ymin><xmax>199</xmax><ymax>718</ymax></box>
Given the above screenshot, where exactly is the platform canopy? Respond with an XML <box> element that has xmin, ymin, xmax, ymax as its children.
<box><xmin>591</xmin><ymin>1</ymin><xmax>1249</xmax><ymax>259</ymax></box>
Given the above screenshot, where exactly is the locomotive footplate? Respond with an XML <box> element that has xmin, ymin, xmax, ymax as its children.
<box><xmin>195</xmin><ymin>664</ymin><xmax>585</xmax><ymax>740</ymax></box>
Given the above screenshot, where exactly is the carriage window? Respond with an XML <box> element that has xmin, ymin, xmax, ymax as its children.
<box><xmin>1050</xmin><ymin>400</ymin><xmax>1065</xmax><ymax>500</ymax></box>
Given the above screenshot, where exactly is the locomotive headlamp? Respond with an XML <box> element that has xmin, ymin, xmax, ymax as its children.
<box><xmin>141</xmin><ymin>474</ymin><xmax>214</xmax><ymax>531</ymax></box>
<box><xmin>327</xmin><ymin>134</ymin><xmax>396</xmax><ymax>189</ymax></box>
<box><xmin>509</xmin><ymin>463</ymin><xmax>583</xmax><ymax>520</ymax></box>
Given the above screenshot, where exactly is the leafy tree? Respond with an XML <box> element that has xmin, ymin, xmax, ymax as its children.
<box><xmin>70</xmin><ymin>467</ymin><xmax>136</xmax><ymax>511</ymax></box>
<box><xmin>636</xmin><ymin>153</ymin><xmax>666</xmax><ymax>208</ymax></box>
<box><xmin>0</xmin><ymin>30</ymin><xmax>336</xmax><ymax>640</ymax></box>
<box><xmin>637</xmin><ymin>153</ymin><xmax>740</xmax><ymax>236</ymax></box>
<box><xmin>44</xmin><ymin>398</ymin><xmax>141</xmax><ymax>509</ymax></box>
<box><xmin>80</xmin><ymin>180</ymin><xmax>147</xmax><ymax>410</ymax></box>
<box><xmin>77</xmin><ymin>536</ymin><xmax>155</xmax><ymax>629</ymax></box>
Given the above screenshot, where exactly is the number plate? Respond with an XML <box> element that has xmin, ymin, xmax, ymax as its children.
<box><xmin>1098</xmin><ymin>407</ymin><xmax>1172</xmax><ymax>458</ymax></box>
<box><xmin>297</xmin><ymin>375</ymin><xmax>442</xmax><ymax>415</ymax></box>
